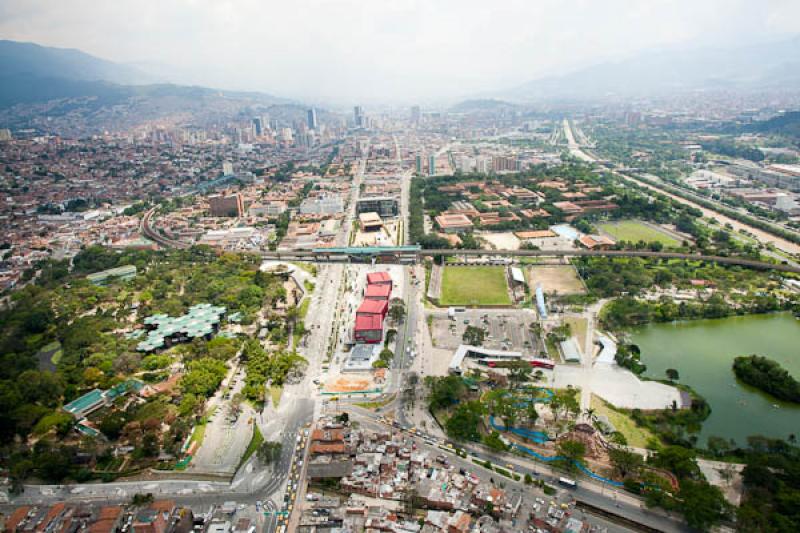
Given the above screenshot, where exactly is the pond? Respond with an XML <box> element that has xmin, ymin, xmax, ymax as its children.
<box><xmin>629</xmin><ymin>312</ymin><xmax>800</xmax><ymax>446</ymax></box>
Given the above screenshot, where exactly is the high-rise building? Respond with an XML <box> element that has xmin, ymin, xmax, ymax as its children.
<box><xmin>222</xmin><ymin>161</ymin><xmax>234</xmax><ymax>176</ymax></box>
<box><xmin>428</xmin><ymin>155</ymin><xmax>436</xmax><ymax>176</ymax></box>
<box><xmin>252</xmin><ymin>117</ymin><xmax>263</xmax><ymax>136</ymax></box>
<box><xmin>492</xmin><ymin>156</ymin><xmax>518</xmax><ymax>172</ymax></box>
<box><xmin>410</xmin><ymin>106</ymin><xmax>421</xmax><ymax>124</ymax></box>
<box><xmin>415</xmin><ymin>155</ymin><xmax>422</xmax><ymax>174</ymax></box>
<box><xmin>0</xmin><ymin>129</ymin><xmax>12</xmax><ymax>141</ymax></box>
<box><xmin>307</xmin><ymin>108</ymin><xmax>318</xmax><ymax>130</ymax></box>
<box><xmin>476</xmin><ymin>157</ymin><xmax>491</xmax><ymax>174</ymax></box>
<box><xmin>353</xmin><ymin>106</ymin><xmax>364</xmax><ymax>127</ymax></box>
<box><xmin>208</xmin><ymin>193</ymin><xmax>244</xmax><ymax>217</ymax></box>
<box><xmin>268</xmin><ymin>118</ymin><xmax>279</xmax><ymax>131</ymax></box>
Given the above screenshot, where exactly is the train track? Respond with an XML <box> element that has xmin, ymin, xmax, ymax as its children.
<box><xmin>140</xmin><ymin>209</ymin><xmax>800</xmax><ymax>273</ymax></box>
<box><xmin>140</xmin><ymin>208</ymin><xmax>190</xmax><ymax>249</ymax></box>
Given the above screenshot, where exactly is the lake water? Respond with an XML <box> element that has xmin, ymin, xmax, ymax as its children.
<box><xmin>629</xmin><ymin>312</ymin><xmax>800</xmax><ymax>446</ymax></box>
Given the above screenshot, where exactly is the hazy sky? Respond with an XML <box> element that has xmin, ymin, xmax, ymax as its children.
<box><xmin>1</xmin><ymin>0</ymin><xmax>799</xmax><ymax>105</ymax></box>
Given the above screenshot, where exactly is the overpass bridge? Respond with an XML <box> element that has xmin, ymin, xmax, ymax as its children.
<box><xmin>258</xmin><ymin>246</ymin><xmax>800</xmax><ymax>274</ymax></box>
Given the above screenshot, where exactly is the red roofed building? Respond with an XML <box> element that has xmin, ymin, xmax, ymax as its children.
<box><xmin>366</xmin><ymin>271</ymin><xmax>393</xmax><ymax>288</ymax></box>
<box><xmin>365</xmin><ymin>283</ymin><xmax>391</xmax><ymax>300</ymax></box>
<box><xmin>354</xmin><ymin>314</ymin><xmax>383</xmax><ymax>343</ymax></box>
<box><xmin>579</xmin><ymin>235</ymin><xmax>615</xmax><ymax>250</ymax></box>
<box><xmin>89</xmin><ymin>506</ymin><xmax>124</xmax><ymax>533</ymax></box>
<box><xmin>357</xmin><ymin>298</ymin><xmax>388</xmax><ymax>319</ymax></box>
<box><xmin>5</xmin><ymin>507</ymin><xmax>31</xmax><ymax>533</ymax></box>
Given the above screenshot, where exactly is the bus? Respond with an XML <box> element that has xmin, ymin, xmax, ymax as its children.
<box><xmin>530</xmin><ymin>359</ymin><xmax>555</xmax><ymax>370</ymax></box>
<box><xmin>558</xmin><ymin>477</ymin><xmax>577</xmax><ymax>488</ymax></box>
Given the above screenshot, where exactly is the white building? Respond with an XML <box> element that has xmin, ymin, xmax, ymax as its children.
<box><xmin>299</xmin><ymin>194</ymin><xmax>344</xmax><ymax>215</ymax></box>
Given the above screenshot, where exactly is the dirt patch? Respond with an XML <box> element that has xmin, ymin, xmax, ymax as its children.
<box><xmin>477</xmin><ymin>231</ymin><xmax>520</xmax><ymax>250</ymax></box>
<box><xmin>324</xmin><ymin>376</ymin><xmax>372</xmax><ymax>393</ymax></box>
<box><xmin>529</xmin><ymin>265</ymin><xmax>585</xmax><ymax>295</ymax></box>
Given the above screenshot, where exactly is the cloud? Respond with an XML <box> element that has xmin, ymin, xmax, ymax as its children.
<box><xmin>0</xmin><ymin>0</ymin><xmax>798</xmax><ymax>104</ymax></box>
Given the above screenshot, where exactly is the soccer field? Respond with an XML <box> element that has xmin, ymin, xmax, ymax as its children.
<box><xmin>598</xmin><ymin>220</ymin><xmax>680</xmax><ymax>246</ymax></box>
<box><xmin>440</xmin><ymin>266</ymin><xmax>511</xmax><ymax>306</ymax></box>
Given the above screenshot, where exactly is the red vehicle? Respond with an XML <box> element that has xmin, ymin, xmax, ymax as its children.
<box><xmin>530</xmin><ymin>359</ymin><xmax>555</xmax><ymax>370</ymax></box>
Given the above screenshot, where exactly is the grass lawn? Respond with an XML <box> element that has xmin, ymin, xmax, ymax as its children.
<box><xmin>598</xmin><ymin>220</ymin><xmax>679</xmax><ymax>247</ymax></box>
<box><xmin>298</xmin><ymin>297</ymin><xmax>311</xmax><ymax>320</ymax></box>
<box><xmin>564</xmin><ymin>317</ymin><xmax>588</xmax><ymax>349</ymax></box>
<box><xmin>354</xmin><ymin>393</ymin><xmax>396</xmax><ymax>410</ymax></box>
<box><xmin>270</xmin><ymin>385</ymin><xmax>283</xmax><ymax>408</ymax></box>
<box><xmin>291</xmin><ymin>262</ymin><xmax>318</xmax><ymax>276</ymax></box>
<box><xmin>188</xmin><ymin>405</ymin><xmax>217</xmax><ymax>448</ymax></box>
<box><xmin>440</xmin><ymin>266</ymin><xmax>511</xmax><ymax>306</ymax></box>
<box><xmin>239</xmin><ymin>424</ymin><xmax>264</xmax><ymax>468</ymax></box>
<box><xmin>591</xmin><ymin>395</ymin><xmax>656</xmax><ymax>448</ymax></box>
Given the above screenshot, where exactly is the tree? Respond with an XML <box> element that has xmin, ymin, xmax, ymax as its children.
<box><xmin>257</xmin><ymin>441</ymin><xmax>283</xmax><ymax>465</ymax></box>
<box><xmin>99</xmin><ymin>411</ymin><xmax>128</xmax><ymax>440</ymax></box>
<box><xmin>427</xmin><ymin>376</ymin><xmax>467</xmax><ymax>410</ymax></box>
<box><xmin>389</xmin><ymin>299</ymin><xmax>406</xmax><ymax>323</ymax></box>
<box><xmin>462</xmin><ymin>325</ymin><xmax>486</xmax><ymax>346</ymax></box>
<box><xmin>666</xmin><ymin>368</ymin><xmax>680</xmax><ymax>382</ymax></box>
<box><xmin>609</xmin><ymin>448</ymin><xmax>643</xmax><ymax>480</ymax></box>
<box><xmin>583</xmin><ymin>407</ymin><xmax>599</xmax><ymax>426</ymax></box>
<box><xmin>507</xmin><ymin>361</ymin><xmax>531</xmax><ymax>389</ymax></box>
<box><xmin>706</xmin><ymin>435</ymin><xmax>734</xmax><ymax>458</ymax></box>
<box><xmin>678</xmin><ymin>479</ymin><xmax>731</xmax><ymax>532</ymax></box>
<box><xmin>649</xmin><ymin>445</ymin><xmax>700</xmax><ymax>480</ymax></box>
<box><xmin>445</xmin><ymin>401</ymin><xmax>484</xmax><ymax>441</ymax></box>
<box><xmin>557</xmin><ymin>439</ymin><xmax>586</xmax><ymax>469</ymax></box>
<box><xmin>132</xmin><ymin>492</ymin><xmax>155</xmax><ymax>506</ymax></box>
<box><xmin>483</xmin><ymin>431</ymin><xmax>508</xmax><ymax>452</ymax></box>
<box><xmin>550</xmin><ymin>388</ymin><xmax>580</xmax><ymax>423</ymax></box>
<box><xmin>733</xmin><ymin>355</ymin><xmax>800</xmax><ymax>403</ymax></box>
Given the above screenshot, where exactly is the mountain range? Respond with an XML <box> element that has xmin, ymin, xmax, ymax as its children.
<box><xmin>501</xmin><ymin>36</ymin><xmax>800</xmax><ymax>102</ymax></box>
<box><xmin>0</xmin><ymin>40</ymin><xmax>289</xmax><ymax>113</ymax></box>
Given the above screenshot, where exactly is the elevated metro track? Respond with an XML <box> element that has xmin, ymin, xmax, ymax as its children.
<box><xmin>140</xmin><ymin>208</ymin><xmax>800</xmax><ymax>274</ymax></box>
<box><xmin>261</xmin><ymin>247</ymin><xmax>800</xmax><ymax>274</ymax></box>
<box><xmin>141</xmin><ymin>208</ymin><xmax>190</xmax><ymax>249</ymax></box>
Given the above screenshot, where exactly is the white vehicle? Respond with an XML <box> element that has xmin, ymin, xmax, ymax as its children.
<box><xmin>558</xmin><ymin>477</ymin><xmax>577</xmax><ymax>488</ymax></box>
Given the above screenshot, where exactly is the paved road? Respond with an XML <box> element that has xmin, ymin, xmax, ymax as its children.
<box><xmin>347</xmin><ymin>408</ymin><xmax>690</xmax><ymax>533</ymax></box>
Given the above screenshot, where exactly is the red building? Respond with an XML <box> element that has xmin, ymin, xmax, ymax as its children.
<box><xmin>357</xmin><ymin>298</ymin><xmax>388</xmax><ymax>319</ymax></box>
<box><xmin>354</xmin><ymin>314</ymin><xmax>383</xmax><ymax>343</ymax></box>
<box><xmin>366</xmin><ymin>271</ymin><xmax>393</xmax><ymax>289</ymax></box>
<box><xmin>365</xmin><ymin>283</ymin><xmax>391</xmax><ymax>300</ymax></box>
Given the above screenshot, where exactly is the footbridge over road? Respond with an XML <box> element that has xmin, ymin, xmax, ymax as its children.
<box><xmin>258</xmin><ymin>246</ymin><xmax>800</xmax><ymax>274</ymax></box>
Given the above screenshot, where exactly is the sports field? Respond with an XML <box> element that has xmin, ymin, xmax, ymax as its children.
<box><xmin>598</xmin><ymin>220</ymin><xmax>679</xmax><ymax>246</ymax></box>
<box><xmin>529</xmin><ymin>265</ymin><xmax>585</xmax><ymax>294</ymax></box>
<box><xmin>440</xmin><ymin>266</ymin><xmax>511</xmax><ymax>306</ymax></box>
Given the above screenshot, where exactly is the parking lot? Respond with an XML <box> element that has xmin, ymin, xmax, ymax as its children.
<box><xmin>428</xmin><ymin>309</ymin><xmax>541</xmax><ymax>354</ymax></box>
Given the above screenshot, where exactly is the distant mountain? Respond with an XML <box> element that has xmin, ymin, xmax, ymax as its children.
<box><xmin>0</xmin><ymin>40</ymin><xmax>289</xmax><ymax>109</ymax></box>
<box><xmin>449</xmin><ymin>99</ymin><xmax>519</xmax><ymax>113</ymax></box>
<box><xmin>504</xmin><ymin>36</ymin><xmax>800</xmax><ymax>102</ymax></box>
<box><xmin>0</xmin><ymin>40</ymin><xmax>150</xmax><ymax>82</ymax></box>
<box><xmin>0</xmin><ymin>40</ymin><xmax>296</xmax><ymax>133</ymax></box>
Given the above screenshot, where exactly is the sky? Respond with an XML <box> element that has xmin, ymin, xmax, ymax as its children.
<box><xmin>1</xmin><ymin>0</ymin><xmax>799</xmax><ymax>106</ymax></box>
